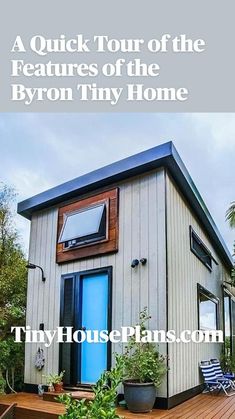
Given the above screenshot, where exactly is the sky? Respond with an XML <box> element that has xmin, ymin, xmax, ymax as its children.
<box><xmin>0</xmin><ymin>113</ymin><xmax>234</xmax><ymax>257</ymax></box>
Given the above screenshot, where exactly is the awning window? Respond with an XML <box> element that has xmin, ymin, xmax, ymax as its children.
<box><xmin>59</xmin><ymin>203</ymin><xmax>106</xmax><ymax>248</ymax></box>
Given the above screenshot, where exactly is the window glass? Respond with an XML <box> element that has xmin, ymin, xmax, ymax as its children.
<box><xmin>199</xmin><ymin>291</ymin><xmax>217</xmax><ymax>330</ymax></box>
<box><xmin>224</xmin><ymin>294</ymin><xmax>231</xmax><ymax>356</ymax></box>
<box><xmin>59</xmin><ymin>204</ymin><xmax>105</xmax><ymax>243</ymax></box>
<box><xmin>191</xmin><ymin>228</ymin><xmax>212</xmax><ymax>270</ymax></box>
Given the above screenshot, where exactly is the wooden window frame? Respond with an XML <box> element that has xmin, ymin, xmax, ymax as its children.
<box><xmin>56</xmin><ymin>188</ymin><xmax>119</xmax><ymax>263</ymax></box>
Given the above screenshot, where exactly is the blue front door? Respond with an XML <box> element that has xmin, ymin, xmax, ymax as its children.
<box><xmin>80</xmin><ymin>273</ymin><xmax>109</xmax><ymax>384</ymax></box>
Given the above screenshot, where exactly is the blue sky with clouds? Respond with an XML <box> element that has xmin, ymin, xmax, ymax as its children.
<box><xmin>0</xmin><ymin>113</ymin><xmax>234</xmax><ymax>256</ymax></box>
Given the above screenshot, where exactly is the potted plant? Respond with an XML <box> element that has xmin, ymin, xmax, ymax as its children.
<box><xmin>44</xmin><ymin>371</ymin><xmax>65</xmax><ymax>393</ymax></box>
<box><xmin>120</xmin><ymin>308</ymin><xmax>167</xmax><ymax>413</ymax></box>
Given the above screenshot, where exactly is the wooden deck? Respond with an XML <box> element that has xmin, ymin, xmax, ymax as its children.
<box><xmin>0</xmin><ymin>393</ymin><xmax>64</xmax><ymax>419</ymax></box>
<box><xmin>0</xmin><ymin>392</ymin><xmax>235</xmax><ymax>418</ymax></box>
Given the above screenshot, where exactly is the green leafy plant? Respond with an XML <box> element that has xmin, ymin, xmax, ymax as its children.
<box><xmin>58</xmin><ymin>355</ymin><xmax>124</xmax><ymax>419</ymax></box>
<box><xmin>226</xmin><ymin>202</ymin><xmax>235</xmax><ymax>229</ymax></box>
<box><xmin>119</xmin><ymin>307</ymin><xmax>167</xmax><ymax>387</ymax></box>
<box><xmin>44</xmin><ymin>371</ymin><xmax>65</xmax><ymax>385</ymax></box>
<box><xmin>0</xmin><ymin>375</ymin><xmax>6</xmax><ymax>394</ymax></box>
<box><xmin>221</xmin><ymin>339</ymin><xmax>235</xmax><ymax>373</ymax></box>
<box><xmin>225</xmin><ymin>202</ymin><xmax>235</xmax><ymax>287</ymax></box>
<box><xmin>0</xmin><ymin>184</ymin><xmax>27</xmax><ymax>393</ymax></box>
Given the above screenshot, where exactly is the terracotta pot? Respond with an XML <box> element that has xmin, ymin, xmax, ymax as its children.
<box><xmin>54</xmin><ymin>382</ymin><xmax>63</xmax><ymax>392</ymax></box>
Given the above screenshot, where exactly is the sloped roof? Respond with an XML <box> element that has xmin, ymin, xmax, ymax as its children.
<box><xmin>17</xmin><ymin>141</ymin><xmax>233</xmax><ymax>269</ymax></box>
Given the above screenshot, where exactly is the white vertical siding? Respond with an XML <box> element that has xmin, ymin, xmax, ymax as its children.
<box><xmin>166</xmin><ymin>173</ymin><xmax>231</xmax><ymax>397</ymax></box>
<box><xmin>25</xmin><ymin>169</ymin><xmax>167</xmax><ymax>397</ymax></box>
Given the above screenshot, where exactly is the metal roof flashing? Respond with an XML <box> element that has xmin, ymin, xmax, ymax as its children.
<box><xmin>17</xmin><ymin>141</ymin><xmax>233</xmax><ymax>269</ymax></box>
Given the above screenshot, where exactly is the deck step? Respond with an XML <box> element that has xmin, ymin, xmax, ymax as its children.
<box><xmin>43</xmin><ymin>390</ymin><xmax>95</xmax><ymax>403</ymax></box>
<box><xmin>64</xmin><ymin>386</ymin><xmax>93</xmax><ymax>393</ymax></box>
<box><xmin>0</xmin><ymin>393</ymin><xmax>65</xmax><ymax>419</ymax></box>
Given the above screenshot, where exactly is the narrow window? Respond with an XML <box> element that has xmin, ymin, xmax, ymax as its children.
<box><xmin>59</xmin><ymin>203</ymin><xmax>106</xmax><ymax>249</ymax></box>
<box><xmin>198</xmin><ymin>284</ymin><xmax>219</xmax><ymax>331</ymax></box>
<box><xmin>60</xmin><ymin>277</ymin><xmax>75</xmax><ymax>385</ymax></box>
<box><xmin>223</xmin><ymin>291</ymin><xmax>232</xmax><ymax>358</ymax></box>
<box><xmin>190</xmin><ymin>226</ymin><xmax>212</xmax><ymax>271</ymax></box>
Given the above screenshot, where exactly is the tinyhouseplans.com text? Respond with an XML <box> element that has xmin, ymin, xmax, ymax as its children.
<box><xmin>11</xmin><ymin>326</ymin><xmax>223</xmax><ymax>348</ymax></box>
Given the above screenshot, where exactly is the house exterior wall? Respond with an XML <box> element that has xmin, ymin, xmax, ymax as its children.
<box><xmin>166</xmin><ymin>172</ymin><xmax>232</xmax><ymax>398</ymax></box>
<box><xmin>24</xmin><ymin>168</ymin><xmax>168</xmax><ymax>397</ymax></box>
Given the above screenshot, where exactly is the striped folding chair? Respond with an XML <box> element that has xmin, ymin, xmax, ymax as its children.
<box><xmin>210</xmin><ymin>358</ymin><xmax>235</xmax><ymax>385</ymax></box>
<box><xmin>199</xmin><ymin>361</ymin><xmax>235</xmax><ymax>396</ymax></box>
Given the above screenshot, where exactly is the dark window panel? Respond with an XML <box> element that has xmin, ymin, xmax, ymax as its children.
<box><xmin>190</xmin><ymin>226</ymin><xmax>212</xmax><ymax>270</ymax></box>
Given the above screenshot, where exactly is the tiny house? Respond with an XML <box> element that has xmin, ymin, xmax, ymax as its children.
<box><xmin>18</xmin><ymin>142</ymin><xmax>234</xmax><ymax>408</ymax></box>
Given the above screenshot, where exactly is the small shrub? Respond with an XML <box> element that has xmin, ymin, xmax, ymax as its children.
<box><xmin>58</xmin><ymin>356</ymin><xmax>124</xmax><ymax>419</ymax></box>
<box><xmin>221</xmin><ymin>342</ymin><xmax>235</xmax><ymax>373</ymax></box>
<box><xmin>0</xmin><ymin>375</ymin><xmax>6</xmax><ymax>394</ymax></box>
<box><xmin>119</xmin><ymin>307</ymin><xmax>167</xmax><ymax>387</ymax></box>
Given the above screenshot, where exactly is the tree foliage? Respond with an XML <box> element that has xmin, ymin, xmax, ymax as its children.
<box><xmin>0</xmin><ymin>183</ymin><xmax>27</xmax><ymax>392</ymax></box>
<box><xmin>226</xmin><ymin>202</ymin><xmax>235</xmax><ymax>229</ymax></box>
<box><xmin>225</xmin><ymin>201</ymin><xmax>235</xmax><ymax>287</ymax></box>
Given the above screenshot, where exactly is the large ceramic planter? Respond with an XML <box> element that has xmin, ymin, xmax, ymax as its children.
<box><xmin>123</xmin><ymin>381</ymin><xmax>156</xmax><ymax>413</ymax></box>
